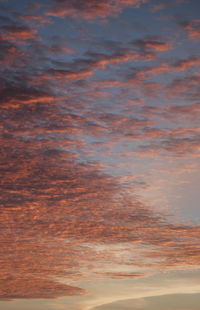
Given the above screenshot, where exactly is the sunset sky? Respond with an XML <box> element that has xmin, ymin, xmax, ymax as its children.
<box><xmin>1</xmin><ymin>0</ymin><xmax>200</xmax><ymax>309</ymax></box>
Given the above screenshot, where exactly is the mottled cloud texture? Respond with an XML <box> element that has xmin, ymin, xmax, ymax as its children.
<box><xmin>46</xmin><ymin>0</ymin><xmax>148</xmax><ymax>19</ymax></box>
<box><xmin>0</xmin><ymin>0</ymin><xmax>200</xmax><ymax>304</ymax></box>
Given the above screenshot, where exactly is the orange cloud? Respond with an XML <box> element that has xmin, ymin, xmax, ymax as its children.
<box><xmin>1</xmin><ymin>1</ymin><xmax>200</xmax><ymax>301</ymax></box>
<box><xmin>98</xmin><ymin>272</ymin><xmax>147</xmax><ymax>279</ymax></box>
<box><xmin>138</xmin><ymin>135</ymin><xmax>200</xmax><ymax>157</ymax></box>
<box><xmin>49</xmin><ymin>44</ymin><xmax>76</xmax><ymax>55</ymax></box>
<box><xmin>146</xmin><ymin>226</ymin><xmax>200</xmax><ymax>268</ymax></box>
<box><xmin>180</xmin><ymin>20</ymin><xmax>200</xmax><ymax>40</ymax></box>
<box><xmin>174</xmin><ymin>56</ymin><xmax>200</xmax><ymax>70</ymax></box>
<box><xmin>0</xmin><ymin>44</ymin><xmax>27</xmax><ymax>67</ymax></box>
<box><xmin>48</xmin><ymin>68</ymin><xmax>93</xmax><ymax>80</ymax></box>
<box><xmin>134</xmin><ymin>38</ymin><xmax>172</xmax><ymax>52</ymax></box>
<box><xmin>167</xmin><ymin>102</ymin><xmax>200</xmax><ymax>117</ymax></box>
<box><xmin>1</xmin><ymin>128</ymin><xmax>200</xmax><ymax>299</ymax></box>
<box><xmin>14</xmin><ymin>13</ymin><xmax>51</xmax><ymax>25</ymax></box>
<box><xmin>166</xmin><ymin>76</ymin><xmax>200</xmax><ymax>100</ymax></box>
<box><xmin>1</xmin><ymin>25</ymin><xmax>38</xmax><ymax>42</ymax></box>
<box><xmin>0</xmin><ymin>277</ymin><xmax>83</xmax><ymax>300</ymax></box>
<box><xmin>38</xmin><ymin>49</ymin><xmax>153</xmax><ymax>82</ymax></box>
<box><xmin>0</xmin><ymin>84</ymin><xmax>56</xmax><ymax>108</ymax></box>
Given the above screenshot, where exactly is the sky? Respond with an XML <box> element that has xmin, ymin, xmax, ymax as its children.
<box><xmin>0</xmin><ymin>0</ymin><xmax>200</xmax><ymax>309</ymax></box>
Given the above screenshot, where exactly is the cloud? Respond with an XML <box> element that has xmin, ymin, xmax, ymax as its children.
<box><xmin>164</xmin><ymin>76</ymin><xmax>200</xmax><ymax>100</ymax></box>
<box><xmin>150</xmin><ymin>3</ymin><xmax>167</xmax><ymax>12</ymax></box>
<box><xmin>0</xmin><ymin>83</ymin><xmax>56</xmax><ymax>108</ymax></box>
<box><xmin>166</xmin><ymin>102</ymin><xmax>200</xmax><ymax>117</ymax></box>
<box><xmin>179</xmin><ymin>19</ymin><xmax>200</xmax><ymax>40</ymax></box>
<box><xmin>49</xmin><ymin>44</ymin><xmax>76</xmax><ymax>55</ymax></box>
<box><xmin>0</xmin><ymin>277</ymin><xmax>83</xmax><ymax>300</ymax></box>
<box><xmin>149</xmin><ymin>0</ymin><xmax>186</xmax><ymax>12</ymax></box>
<box><xmin>138</xmin><ymin>135</ymin><xmax>200</xmax><ymax>157</ymax></box>
<box><xmin>1</xmin><ymin>24</ymin><xmax>38</xmax><ymax>42</ymax></box>
<box><xmin>124</xmin><ymin>56</ymin><xmax>200</xmax><ymax>85</ymax></box>
<box><xmin>134</xmin><ymin>37</ymin><xmax>172</xmax><ymax>52</ymax></box>
<box><xmin>98</xmin><ymin>272</ymin><xmax>147</xmax><ymax>279</ymax></box>
<box><xmin>1</xmin><ymin>113</ymin><xmax>200</xmax><ymax>299</ymax></box>
<box><xmin>14</xmin><ymin>13</ymin><xmax>51</xmax><ymax>26</ymax></box>
<box><xmin>0</xmin><ymin>39</ymin><xmax>27</xmax><ymax>67</ymax></box>
<box><xmin>0</xmin><ymin>134</ymin><xmax>119</xmax><ymax>299</ymax></box>
<box><xmin>173</xmin><ymin>56</ymin><xmax>200</xmax><ymax>70</ymax></box>
<box><xmin>1</xmin><ymin>0</ymin><xmax>200</xmax><ymax>302</ymax></box>
<box><xmin>146</xmin><ymin>226</ymin><xmax>200</xmax><ymax>268</ymax></box>
<box><xmin>37</xmin><ymin>48</ymin><xmax>153</xmax><ymax>83</ymax></box>
<box><xmin>135</xmin><ymin>63</ymin><xmax>170</xmax><ymax>80</ymax></box>
<box><xmin>46</xmin><ymin>0</ymin><xmax>148</xmax><ymax>20</ymax></box>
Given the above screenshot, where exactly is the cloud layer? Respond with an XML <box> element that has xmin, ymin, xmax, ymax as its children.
<box><xmin>1</xmin><ymin>0</ymin><xmax>200</xmax><ymax>304</ymax></box>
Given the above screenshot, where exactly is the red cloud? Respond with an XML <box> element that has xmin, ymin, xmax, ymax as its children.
<box><xmin>1</xmin><ymin>0</ymin><xmax>200</xmax><ymax>301</ymax></box>
<box><xmin>134</xmin><ymin>38</ymin><xmax>172</xmax><ymax>52</ymax></box>
<box><xmin>46</xmin><ymin>0</ymin><xmax>148</xmax><ymax>19</ymax></box>
<box><xmin>1</xmin><ymin>119</ymin><xmax>200</xmax><ymax>298</ymax></box>
<box><xmin>14</xmin><ymin>13</ymin><xmax>51</xmax><ymax>25</ymax></box>
<box><xmin>99</xmin><ymin>272</ymin><xmax>147</xmax><ymax>279</ymax></box>
<box><xmin>1</xmin><ymin>25</ymin><xmax>38</xmax><ymax>42</ymax></box>
<box><xmin>1</xmin><ymin>85</ymin><xmax>200</xmax><ymax>300</ymax></box>
<box><xmin>167</xmin><ymin>102</ymin><xmax>200</xmax><ymax>117</ymax></box>
<box><xmin>38</xmin><ymin>50</ymin><xmax>153</xmax><ymax>82</ymax></box>
<box><xmin>0</xmin><ymin>84</ymin><xmax>56</xmax><ymax>108</ymax></box>
<box><xmin>50</xmin><ymin>44</ymin><xmax>76</xmax><ymax>55</ymax></box>
<box><xmin>173</xmin><ymin>56</ymin><xmax>200</xmax><ymax>70</ymax></box>
<box><xmin>150</xmin><ymin>3</ymin><xmax>167</xmax><ymax>12</ymax></box>
<box><xmin>166</xmin><ymin>76</ymin><xmax>200</xmax><ymax>100</ymax></box>
<box><xmin>0</xmin><ymin>44</ymin><xmax>27</xmax><ymax>67</ymax></box>
<box><xmin>180</xmin><ymin>20</ymin><xmax>200</xmax><ymax>40</ymax></box>
<box><xmin>0</xmin><ymin>277</ymin><xmax>83</xmax><ymax>300</ymax></box>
